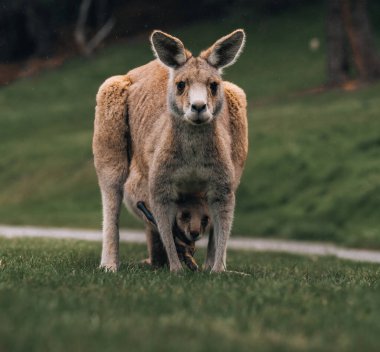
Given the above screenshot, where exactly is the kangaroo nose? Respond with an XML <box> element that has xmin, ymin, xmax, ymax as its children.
<box><xmin>190</xmin><ymin>231</ymin><xmax>200</xmax><ymax>240</ymax></box>
<box><xmin>191</xmin><ymin>102</ymin><xmax>206</xmax><ymax>113</ymax></box>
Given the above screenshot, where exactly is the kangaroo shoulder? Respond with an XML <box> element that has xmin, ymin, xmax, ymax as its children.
<box><xmin>223</xmin><ymin>81</ymin><xmax>247</xmax><ymax>131</ymax></box>
<box><xmin>93</xmin><ymin>75</ymin><xmax>132</xmax><ymax>158</ymax></box>
<box><xmin>223</xmin><ymin>81</ymin><xmax>247</xmax><ymax>112</ymax></box>
<box><xmin>96</xmin><ymin>75</ymin><xmax>133</xmax><ymax>107</ymax></box>
<box><xmin>222</xmin><ymin>82</ymin><xmax>248</xmax><ymax>184</ymax></box>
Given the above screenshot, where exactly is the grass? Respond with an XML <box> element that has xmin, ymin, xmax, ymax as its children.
<box><xmin>0</xmin><ymin>237</ymin><xmax>379</xmax><ymax>352</ymax></box>
<box><xmin>235</xmin><ymin>84</ymin><xmax>380</xmax><ymax>247</ymax></box>
<box><xmin>1</xmin><ymin>2</ymin><xmax>380</xmax><ymax>247</ymax></box>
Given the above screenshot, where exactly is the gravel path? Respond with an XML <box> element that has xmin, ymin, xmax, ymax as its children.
<box><xmin>1</xmin><ymin>224</ymin><xmax>380</xmax><ymax>264</ymax></box>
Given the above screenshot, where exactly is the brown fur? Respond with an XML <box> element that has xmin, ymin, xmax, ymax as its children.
<box><xmin>93</xmin><ymin>30</ymin><xmax>248</xmax><ymax>272</ymax></box>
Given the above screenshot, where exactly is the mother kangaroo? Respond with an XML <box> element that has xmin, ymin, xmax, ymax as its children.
<box><xmin>93</xmin><ymin>29</ymin><xmax>248</xmax><ymax>273</ymax></box>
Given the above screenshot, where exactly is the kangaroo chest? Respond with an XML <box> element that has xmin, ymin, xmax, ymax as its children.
<box><xmin>169</xmin><ymin>130</ymin><xmax>227</xmax><ymax>194</ymax></box>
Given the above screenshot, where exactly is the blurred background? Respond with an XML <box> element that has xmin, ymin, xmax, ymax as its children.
<box><xmin>0</xmin><ymin>0</ymin><xmax>379</xmax><ymax>248</ymax></box>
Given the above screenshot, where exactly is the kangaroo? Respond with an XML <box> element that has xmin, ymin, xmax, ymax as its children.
<box><xmin>93</xmin><ymin>29</ymin><xmax>248</xmax><ymax>273</ymax></box>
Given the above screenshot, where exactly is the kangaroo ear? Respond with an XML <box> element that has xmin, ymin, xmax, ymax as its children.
<box><xmin>151</xmin><ymin>30</ymin><xmax>187</xmax><ymax>68</ymax></box>
<box><xmin>201</xmin><ymin>29</ymin><xmax>246</xmax><ymax>69</ymax></box>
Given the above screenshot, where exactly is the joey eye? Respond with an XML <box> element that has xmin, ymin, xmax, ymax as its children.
<box><xmin>210</xmin><ymin>82</ymin><xmax>219</xmax><ymax>96</ymax></box>
<box><xmin>177</xmin><ymin>81</ymin><xmax>186</xmax><ymax>94</ymax></box>
<box><xmin>201</xmin><ymin>216</ymin><xmax>209</xmax><ymax>227</ymax></box>
<box><xmin>181</xmin><ymin>211</ymin><xmax>191</xmax><ymax>221</ymax></box>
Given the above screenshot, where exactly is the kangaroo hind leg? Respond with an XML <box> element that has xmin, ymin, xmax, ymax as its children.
<box><xmin>93</xmin><ymin>76</ymin><xmax>132</xmax><ymax>271</ymax></box>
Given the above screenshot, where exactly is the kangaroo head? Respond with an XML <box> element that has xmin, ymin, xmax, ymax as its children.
<box><xmin>174</xmin><ymin>195</ymin><xmax>211</xmax><ymax>242</ymax></box>
<box><xmin>150</xmin><ymin>29</ymin><xmax>245</xmax><ymax>125</ymax></box>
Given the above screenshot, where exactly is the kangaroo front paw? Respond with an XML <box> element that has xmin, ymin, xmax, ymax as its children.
<box><xmin>184</xmin><ymin>257</ymin><xmax>199</xmax><ymax>272</ymax></box>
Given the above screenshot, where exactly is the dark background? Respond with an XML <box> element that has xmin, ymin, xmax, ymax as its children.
<box><xmin>1</xmin><ymin>0</ymin><xmax>380</xmax><ymax>85</ymax></box>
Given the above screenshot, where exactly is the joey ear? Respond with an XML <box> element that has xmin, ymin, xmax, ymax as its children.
<box><xmin>201</xmin><ymin>29</ymin><xmax>246</xmax><ymax>69</ymax></box>
<box><xmin>150</xmin><ymin>30</ymin><xmax>188</xmax><ymax>68</ymax></box>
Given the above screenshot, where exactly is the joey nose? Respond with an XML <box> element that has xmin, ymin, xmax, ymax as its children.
<box><xmin>190</xmin><ymin>231</ymin><xmax>200</xmax><ymax>240</ymax></box>
<box><xmin>191</xmin><ymin>102</ymin><xmax>206</xmax><ymax>113</ymax></box>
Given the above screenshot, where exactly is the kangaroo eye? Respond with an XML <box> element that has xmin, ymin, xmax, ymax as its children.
<box><xmin>210</xmin><ymin>82</ymin><xmax>218</xmax><ymax>95</ymax></box>
<box><xmin>181</xmin><ymin>211</ymin><xmax>191</xmax><ymax>221</ymax></box>
<box><xmin>177</xmin><ymin>81</ymin><xmax>186</xmax><ymax>94</ymax></box>
<box><xmin>201</xmin><ymin>216</ymin><xmax>209</xmax><ymax>227</ymax></box>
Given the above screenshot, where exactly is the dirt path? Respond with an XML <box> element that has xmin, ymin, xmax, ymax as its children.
<box><xmin>1</xmin><ymin>224</ymin><xmax>380</xmax><ymax>264</ymax></box>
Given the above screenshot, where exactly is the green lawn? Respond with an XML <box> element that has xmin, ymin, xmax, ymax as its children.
<box><xmin>0</xmin><ymin>2</ymin><xmax>380</xmax><ymax>247</ymax></box>
<box><xmin>0</xmin><ymin>238</ymin><xmax>379</xmax><ymax>352</ymax></box>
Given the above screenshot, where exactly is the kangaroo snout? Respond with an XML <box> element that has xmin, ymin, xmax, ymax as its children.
<box><xmin>191</xmin><ymin>102</ymin><xmax>207</xmax><ymax>113</ymax></box>
<box><xmin>190</xmin><ymin>102</ymin><xmax>208</xmax><ymax>124</ymax></box>
<box><xmin>187</xmin><ymin>109</ymin><xmax>211</xmax><ymax>125</ymax></box>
